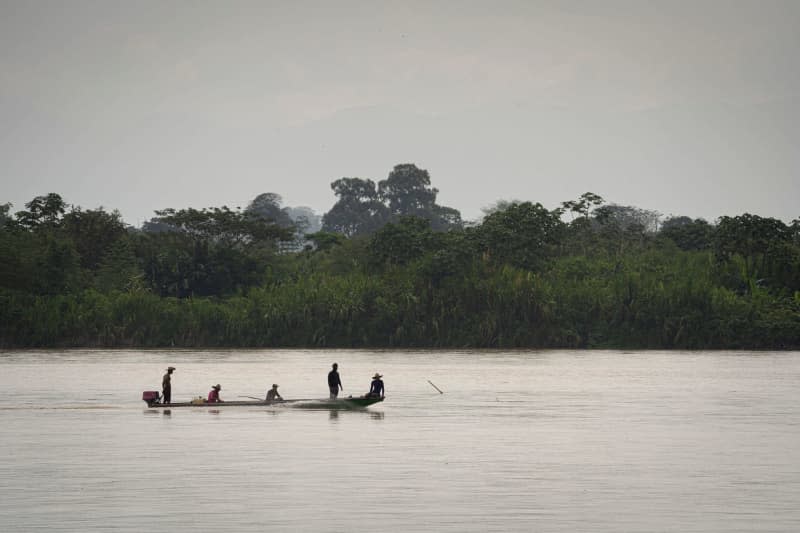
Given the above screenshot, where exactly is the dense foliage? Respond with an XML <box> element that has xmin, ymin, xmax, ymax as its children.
<box><xmin>1</xmin><ymin>168</ymin><xmax>798</xmax><ymax>349</ymax></box>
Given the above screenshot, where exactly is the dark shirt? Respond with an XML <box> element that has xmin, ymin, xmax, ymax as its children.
<box><xmin>369</xmin><ymin>379</ymin><xmax>384</xmax><ymax>397</ymax></box>
<box><xmin>328</xmin><ymin>370</ymin><xmax>342</xmax><ymax>389</ymax></box>
<box><xmin>266</xmin><ymin>389</ymin><xmax>282</xmax><ymax>401</ymax></box>
<box><xmin>162</xmin><ymin>373</ymin><xmax>171</xmax><ymax>390</ymax></box>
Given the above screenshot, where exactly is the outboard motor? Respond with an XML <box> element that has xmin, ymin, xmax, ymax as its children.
<box><xmin>142</xmin><ymin>390</ymin><xmax>161</xmax><ymax>406</ymax></box>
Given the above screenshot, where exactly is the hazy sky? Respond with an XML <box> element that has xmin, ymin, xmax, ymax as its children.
<box><xmin>2</xmin><ymin>0</ymin><xmax>798</xmax><ymax>225</ymax></box>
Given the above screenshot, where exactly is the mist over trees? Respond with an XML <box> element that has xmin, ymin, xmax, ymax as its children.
<box><xmin>1</xmin><ymin>163</ymin><xmax>798</xmax><ymax>349</ymax></box>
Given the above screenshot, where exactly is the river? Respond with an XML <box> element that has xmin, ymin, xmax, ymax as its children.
<box><xmin>1</xmin><ymin>349</ymin><xmax>799</xmax><ymax>532</ymax></box>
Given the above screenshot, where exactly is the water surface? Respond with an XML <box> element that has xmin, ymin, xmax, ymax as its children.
<box><xmin>1</xmin><ymin>349</ymin><xmax>799</xmax><ymax>532</ymax></box>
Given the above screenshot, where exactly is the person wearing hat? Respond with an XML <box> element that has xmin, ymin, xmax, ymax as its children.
<box><xmin>162</xmin><ymin>366</ymin><xmax>175</xmax><ymax>404</ymax></box>
<box><xmin>265</xmin><ymin>384</ymin><xmax>283</xmax><ymax>403</ymax></box>
<box><xmin>207</xmin><ymin>384</ymin><xmax>223</xmax><ymax>403</ymax></box>
<box><xmin>367</xmin><ymin>373</ymin><xmax>384</xmax><ymax>398</ymax></box>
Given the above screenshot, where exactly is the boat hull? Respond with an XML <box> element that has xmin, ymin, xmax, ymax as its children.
<box><xmin>145</xmin><ymin>397</ymin><xmax>384</xmax><ymax>409</ymax></box>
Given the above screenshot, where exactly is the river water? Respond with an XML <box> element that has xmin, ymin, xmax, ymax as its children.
<box><xmin>0</xmin><ymin>349</ymin><xmax>799</xmax><ymax>532</ymax></box>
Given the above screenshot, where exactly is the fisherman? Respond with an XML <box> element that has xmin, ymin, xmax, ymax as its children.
<box><xmin>266</xmin><ymin>384</ymin><xmax>283</xmax><ymax>402</ymax></box>
<box><xmin>207</xmin><ymin>384</ymin><xmax>223</xmax><ymax>403</ymax></box>
<box><xmin>328</xmin><ymin>363</ymin><xmax>343</xmax><ymax>399</ymax></box>
<box><xmin>162</xmin><ymin>366</ymin><xmax>175</xmax><ymax>404</ymax></box>
<box><xmin>367</xmin><ymin>373</ymin><xmax>384</xmax><ymax>398</ymax></box>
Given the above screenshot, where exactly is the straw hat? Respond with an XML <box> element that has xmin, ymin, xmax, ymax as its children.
<box><xmin>212</xmin><ymin>384</ymin><xmax>221</xmax><ymax>390</ymax></box>
<box><xmin>272</xmin><ymin>384</ymin><xmax>279</xmax><ymax>388</ymax></box>
<box><xmin>167</xmin><ymin>366</ymin><xmax>176</xmax><ymax>371</ymax></box>
<box><xmin>372</xmin><ymin>373</ymin><xmax>382</xmax><ymax>379</ymax></box>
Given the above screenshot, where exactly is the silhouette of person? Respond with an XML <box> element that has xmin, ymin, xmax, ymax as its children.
<box><xmin>207</xmin><ymin>384</ymin><xmax>223</xmax><ymax>403</ymax></box>
<box><xmin>162</xmin><ymin>366</ymin><xmax>175</xmax><ymax>404</ymax></box>
<box><xmin>328</xmin><ymin>363</ymin><xmax>343</xmax><ymax>399</ymax></box>
<box><xmin>367</xmin><ymin>373</ymin><xmax>384</xmax><ymax>398</ymax></box>
<box><xmin>266</xmin><ymin>384</ymin><xmax>283</xmax><ymax>402</ymax></box>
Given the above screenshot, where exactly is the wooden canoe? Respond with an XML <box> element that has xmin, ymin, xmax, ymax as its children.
<box><xmin>144</xmin><ymin>396</ymin><xmax>384</xmax><ymax>409</ymax></box>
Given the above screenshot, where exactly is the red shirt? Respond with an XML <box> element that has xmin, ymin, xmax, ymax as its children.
<box><xmin>207</xmin><ymin>389</ymin><xmax>221</xmax><ymax>402</ymax></box>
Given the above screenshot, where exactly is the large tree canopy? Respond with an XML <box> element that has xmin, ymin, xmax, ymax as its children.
<box><xmin>149</xmin><ymin>206</ymin><xmax>294</xmax><ymax>249</ymax></box>
<box><xmin>322</xmin><ymin>178</ymin><xmax>388</xmax><ymax>237</ymax></box>
<box><xmin>322</xmin><ymin>164</ymin><xmax>462</xmax><ymax>237</ymax></box>
<box><xmin>474</xmin><ymin>202</ymin><xmax>566</xmax><ymax>271</ymax></box>
<box><xmin>62</xmin><ymin>208</ymin><xmax>127</xmax><ymax>270</ymax></box>
<box><xmin>14</xmin><ymin>193</ymin><xmax>67</xmax><ymax>230</ymax></box>
<box><xmin>660</xmin><ymin>216</ymin><xmax>714</xmax><ymax>251</ymax></box>
<box><xmin>378</xmin><ymin>164</ymin><xmax>438</xmax><ymax>218</ymax></box>
<box><xmin>246</xmin><ymin>193</ymin><xmax>294</xmax><ymax>227</ymax></box>
<box><xmin>714</xmin><ymin>213</ymin><xmax>795</xmax><ymax>291</ymax></box>
<box><xmin>0</xmin><ymin>203</ymin><xmax>11</xmax><ymax>227</ymax></box>
<box><xmin>378</xmin><ymin>164</ymin><xmax>462</xmax><ymax>230</ymax></box>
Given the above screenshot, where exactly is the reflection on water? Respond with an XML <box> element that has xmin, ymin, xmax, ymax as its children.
<box><xmin>1</xmin><ymin>349</ymin><xmax>799</xmax><ymax>532</ymax></box>
<box><xmin>324</xmin><ymin>408</ymin><xmax>384</xmax><ymax>421</ymax></box>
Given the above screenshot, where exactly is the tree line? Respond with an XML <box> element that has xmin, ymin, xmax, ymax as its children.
<box><xmin>1</xmin><ymin>163</ymin><xmax>798</xmax><ymax>348</ymax></box>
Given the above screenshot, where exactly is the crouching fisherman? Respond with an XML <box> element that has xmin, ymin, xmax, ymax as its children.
<box><xmin>265</xmin><ymin>384</ymin><xmax>283</xmax><ymax>403</ymax></box>
<box><xmin>366</xmin><ymin>373</ymin><xmax>384</xmax><ymax>398</ymax></box>
<box><xmin>207</xmin><ymin>384</ymin><xmax>224</xmax><ymax>403</ymax></box>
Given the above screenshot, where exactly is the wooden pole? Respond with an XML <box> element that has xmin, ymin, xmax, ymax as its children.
<box><xmin>427</xmin><ymin>380</ymin><xmax>444</xmax><ymax>394</ymax></box>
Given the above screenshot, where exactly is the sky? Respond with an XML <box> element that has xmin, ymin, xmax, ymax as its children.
<box><xmin>1</xmin><ymin>0</ymin><xmax>798</xmax><ymax>226</ymax></box>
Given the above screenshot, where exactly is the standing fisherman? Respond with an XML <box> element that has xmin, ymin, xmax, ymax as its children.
<box><xmin>162</xmin><ymin>366</ymin><xmax>175</xmax><ymax>404</ymax></box>
<box><xmin>328</xmin><ymin>363</ymin><xmax>343</xmax><ymax>399</ymax></box>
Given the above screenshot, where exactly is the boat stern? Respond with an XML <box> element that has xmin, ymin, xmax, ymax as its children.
<box><xmin>142</xmin><ymin>390</ymin><xmax>161</xmax><ymax>406</ymax></box>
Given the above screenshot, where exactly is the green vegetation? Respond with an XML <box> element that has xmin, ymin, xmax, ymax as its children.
<box><xmin>1</xmin><ymin>165</ymin><xmax>798</xmax><ymax>348</ymax></box>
